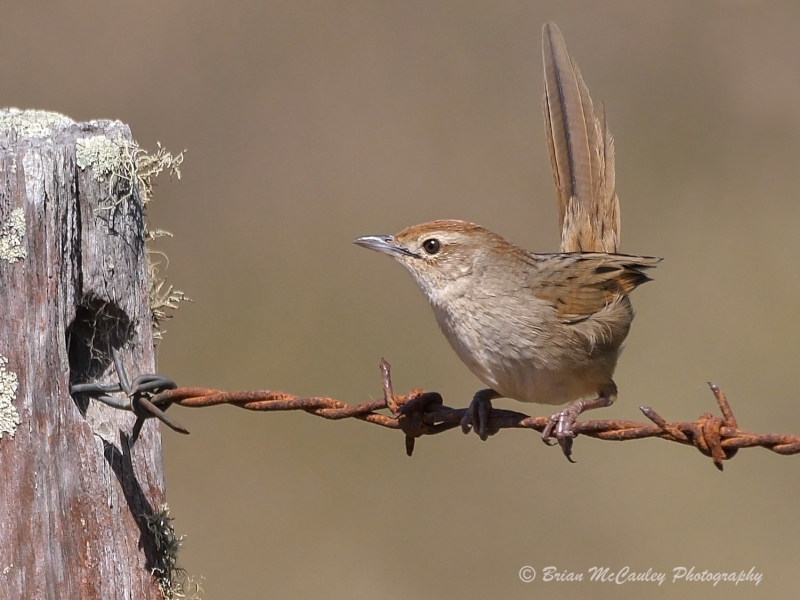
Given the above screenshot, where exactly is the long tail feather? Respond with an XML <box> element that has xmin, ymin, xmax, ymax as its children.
<box><xmin>542</xmin><ymin>22</ymin><xmax>620</xmax><ymax>254</ymax></box>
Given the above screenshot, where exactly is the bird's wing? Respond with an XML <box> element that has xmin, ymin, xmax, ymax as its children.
<box><xmin>531</xmin><ymin>254</ymin><xmax>660</xmax><ymax>323</ymax></box>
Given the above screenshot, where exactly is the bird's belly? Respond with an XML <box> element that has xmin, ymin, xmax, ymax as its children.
<box><xmin>445</xmin><ymin>333</ymin><xmax>604</xmax><ymax>405</ymax></box>
<box><xmin>485</xmin><ymin>361</ymin><xmax>600</xmax><ymax>405</ymax></box>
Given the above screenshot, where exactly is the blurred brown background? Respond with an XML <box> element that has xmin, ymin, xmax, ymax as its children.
<box><xmin>3</xmin><ymin>1</ymin><xmax>800</xmax><ymax>598</ymax></box>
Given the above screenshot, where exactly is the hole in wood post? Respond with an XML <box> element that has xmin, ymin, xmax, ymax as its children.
<box><xmin>67</xmin><ymin>298</ymin><xmax>131</xmax><ymax>413</ymax></box>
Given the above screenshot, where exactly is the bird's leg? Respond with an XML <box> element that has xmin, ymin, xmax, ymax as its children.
<box><xmin>461</xmin><ymin>388</ymin><xmax>501</xmax><ymax>441</ymax></box>
<box><xmin>542</xmin><ymin>381</ymin><xmax>618</xmax><ymax>461</ymax></box>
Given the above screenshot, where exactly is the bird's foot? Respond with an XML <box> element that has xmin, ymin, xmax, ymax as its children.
<box><xmin>396</xmin><ymin>391</ymin><xmax>444</xmax><ymax>417</ymax></box>
<box><xmin>541</xmin><ymin>395</ymin><xmax>614</xmax><ymax>462</ymax></box>
<box><xmin>460</xmin><ymin>389</ymin><xmax>500</xmax><ymax>441</ymax></box>
<box><xmin>395</xmin><ymin>391</ymin><xmax>449</xmax><ymax>457</ymax></box>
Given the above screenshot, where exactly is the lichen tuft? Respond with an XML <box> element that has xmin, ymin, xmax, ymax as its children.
<box><xmin>0</xmin><ymin>108</ymin><xmax>74</xmax><ymax>138</ymax></box>
<box><xmin>0</xmin><ymin>356</ymin><xmax>21</xmax><ymax>439</ymax></box>
<box><xmin>76</xmin><ymin>136</ymin><xmax>123</xmax><ymax>182</ymax></box>
<box><xmin>0</xmin><ymin>207</ymin><xmax>26</xmax><ymax>263</ymax></box>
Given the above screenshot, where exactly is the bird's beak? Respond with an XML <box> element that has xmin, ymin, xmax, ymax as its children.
<box><xmin>353</xmin><ymin>235</ymin><xmax>416</xmax><ymax>258</ymax></box>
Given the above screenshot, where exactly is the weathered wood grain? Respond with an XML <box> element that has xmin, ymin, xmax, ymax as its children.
<box><xmin>0</xmin><ymin>109</ymin><xmax>166</xmax><ymax>600</ymax></box>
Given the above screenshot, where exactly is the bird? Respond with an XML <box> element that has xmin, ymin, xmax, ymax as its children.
<box><xmin>354</xmin><ymin>22</ymin><xmax>660</xmax><ymax>459</ymax></box>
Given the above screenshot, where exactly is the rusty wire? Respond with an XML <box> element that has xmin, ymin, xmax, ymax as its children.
<box><xmin>72</xmin><ymin>358</ymin><xmax>800</xmax><ymax>469</ymax></box>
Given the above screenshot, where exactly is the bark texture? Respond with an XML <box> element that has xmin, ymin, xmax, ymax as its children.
<box><xmin>0</xmin><ymin>109</ymin><xmax>166</xmax><ymax>599</ymax></box>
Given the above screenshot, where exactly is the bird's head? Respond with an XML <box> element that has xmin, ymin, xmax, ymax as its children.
<box><xmin>354</xmin><ymin>219</ymin><xmax>511</xmax><ymax>301</ymax></box>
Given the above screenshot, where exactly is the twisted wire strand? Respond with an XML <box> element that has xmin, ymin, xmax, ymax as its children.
<box><xmin>72</xmin><ymin>357</ymin><xmax>800</xmax><ymax>469</ymax></box>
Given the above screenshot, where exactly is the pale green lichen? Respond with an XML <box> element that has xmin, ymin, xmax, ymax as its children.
<box><xmin>81</xmin><ymin>137</ymin><xmax>184</xmax><ymax>211</ymax></box>
<box><xmin>112</xmin><ymin>140</ymin><xmax>184</xmax><ymax>209</ymax></box>
<box><xmin>0</xmin><ymin>207</ymin><xmax>26</xmax><ymax>263</ymax></box>
<box><xmin>124</xmin><ymin>143</ymin><xmax>189</xmax><ymax>341</ymax></box>
<box><xmin>0</xmin><ymin>355</ymin><xmax>21</xmax><ymax>439</ymax></box>
<box><xmin>76</xmin><ymin>135</ymin><xmax>123</xmax><ymax>182</ymax></box>
<box><xmin>74</xmin><ymin>135</ymin><xmax>190</xmax><ymax>339</ymax></box>
<box><xmin>0</xmin><ymin>108</ymin><xmax>74</xmax><ymax>138</ymax></box>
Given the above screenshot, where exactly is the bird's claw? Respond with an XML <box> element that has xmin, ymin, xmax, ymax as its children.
<box><xmin>396</xmin><ymin>392</ymin><xmax>442</xmax><ymax>417</ymax></box>
<box><xmin>541</xmin><ymin>402</ymin><xmax>584</xmax><ymax>462</ymax></box>
<box><xmin>460</xmin><ymin>390</ymin><xmax>499</xmax><ymax>441</ymax></box>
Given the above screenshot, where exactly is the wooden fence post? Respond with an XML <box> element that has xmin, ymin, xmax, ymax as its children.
<box><xmin>0</xmin><ymin>109</ymin><xmax>168</xmax><ymax>599</ymax></box>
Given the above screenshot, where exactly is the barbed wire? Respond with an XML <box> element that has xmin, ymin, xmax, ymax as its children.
<box><xmin>71</xmin><ymin>355</ymin><xmax>800</xmax><ymax>469</ymax></box>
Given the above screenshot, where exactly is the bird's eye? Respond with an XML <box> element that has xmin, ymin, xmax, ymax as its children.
<box><xmin>422</xmin><ymin>238</ymin><xmax>441</xmax><ymax>255</ymax></box>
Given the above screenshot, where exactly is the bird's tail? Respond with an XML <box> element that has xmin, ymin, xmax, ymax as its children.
<box><xmin>542</xmin><ymin>22</ymin><xmax>620</xmax><ymax>254</ymax></box>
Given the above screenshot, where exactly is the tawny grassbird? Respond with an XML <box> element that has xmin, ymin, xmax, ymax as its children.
<box><xmin>355</xmin><ymin>22</ymin><xmax>660</xmax><ymax>459</ymax></box>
